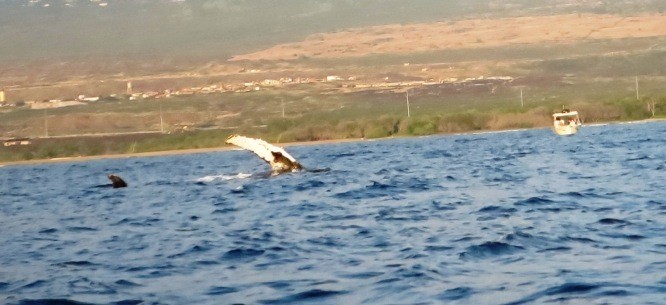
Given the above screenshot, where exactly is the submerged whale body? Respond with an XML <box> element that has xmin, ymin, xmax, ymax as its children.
<box><xmin>225</xmin><ymin>135</ymin><xmax>304</xmax><ymax>175</ymax></box>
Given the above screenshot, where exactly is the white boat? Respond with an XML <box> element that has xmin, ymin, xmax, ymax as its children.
<box><xmin>552</xmin><ymin>110</ymin><xmax>581</xmax><ymax>136</ymax></box>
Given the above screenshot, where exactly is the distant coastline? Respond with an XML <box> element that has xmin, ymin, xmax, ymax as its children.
<box><xmin>2</xmin><ymin>118</ymin><xmax>663</xmax><ymax>168</ymax></box>
<box><xmin>0</xmin><ymin>137</ymin><xmax>365</xmax><ymax>167</ymax></box>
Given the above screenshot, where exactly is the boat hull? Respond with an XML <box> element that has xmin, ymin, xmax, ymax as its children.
<box><xmin>552</xmin><ymin>125</ymin><xmax>579</xmax><ymax>136</ymax></box>
<box><xmin>552</xmin><ymin>110</ymin><xmax>581</xmax><ymax>136</ymax></box>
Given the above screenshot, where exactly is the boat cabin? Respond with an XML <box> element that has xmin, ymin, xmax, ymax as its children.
<box><xmin>552</xmin><ymin>110</ymin><xmax>581</xmax><ymax>136</ymax></box>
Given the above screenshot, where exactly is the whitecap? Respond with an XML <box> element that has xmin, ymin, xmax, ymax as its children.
<box><xmin>196</xmin><ymin>173</ymin><xmax>252</xmax><ymax>182</ymax></box>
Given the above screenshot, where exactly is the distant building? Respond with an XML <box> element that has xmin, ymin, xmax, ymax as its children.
<box><xmin>3</xmin><ymin>138</ymin><xmax>31</xmax><ymax>147</ymax></box>
<box><xmin>260</xmin><ymin>79</ymin><xmax>281</xmax><ymax>86</ymax></box>
<box><xmin>129</xmin><ymin>93</ymin><xmax>142</xmax><ymax>100</ymax></box>
<box><xmin>82</xmin><ymin>96</ymin><xmax>100</xmax><ymax>102</ymax></box>
<box><xmin>0</xmin><ymin>89</ymin><xmax>5</xmax><ymax>103</ymax></box>
<box><xmin>142</xmin><ymin>91</ymin><xmax>159</xmax><ymax>99</ymax></box>
<box><xmin>31</xmin><ymin>100</ymin><xmax>85</xmax><ymax>109</ymax></box>
<box><xmin>78</xmin><ymin>95</ymin><xmax>100</xmax><ymax>102</ymax></box>
<box><xmin>127</xmin><ymin>81</ymin><xmax>133</xmax><ymax>94</ymax></box>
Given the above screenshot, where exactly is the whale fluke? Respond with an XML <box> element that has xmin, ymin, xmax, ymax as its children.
<box><xmin>225</xmin><ymin>135</ymin><xmax>303</xmax><ymax>174</ymax></box>
<box><xmin>108</xmin><ymin>174</ymin><xmax>128</xmax><ymax>188</ymax></box>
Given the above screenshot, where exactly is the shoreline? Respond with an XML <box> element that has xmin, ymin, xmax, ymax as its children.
<box><xmin>1</xmin><ymin>118</ymin><xmax>663</xmax><ymax>168</ymax></box>
<box><xmin>0</xmin><ymin>137</ymin><xmax>368</xmax><ymax>167</ymax></box>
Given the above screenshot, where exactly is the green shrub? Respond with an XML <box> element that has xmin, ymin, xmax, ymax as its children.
<box><xmin>363</xmin><ymin>125</ymin><xmax>391</xmax><ymax>139</ymax></box>
<box><xmin>335</xmin><ymin>120</ymin><xmax>364</xmax><ymax>139</ymax></box>
<box><xmin>408</xmin><ymin>118</ymin><xmax>438</xmax><ymax>135</ymax></box>
<box><xmin>437</xmin><ymin>113</ymin><xmax>489</xmax><ymax>133</ymax></box>
<box><xmin>362</xmin><ymin>116</ymin><xmax>401</xmax><ymax>138</ymax></box>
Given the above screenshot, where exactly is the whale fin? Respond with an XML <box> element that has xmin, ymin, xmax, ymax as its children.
<box><xmin>225</xmin><ymin>135</ymin><xmax>302</xmax><ymax>172</ymax></box>
<box><xmin>107</xmin><ymin>174</ymin><xmax>127</xmax><ymax>188</ymax></box>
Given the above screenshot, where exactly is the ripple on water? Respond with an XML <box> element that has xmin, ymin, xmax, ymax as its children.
<box><xmin>337</xmin><ymin>271</ymin><xmax>384</xmax><ymax>279</ymax></box>
<box><xmin>597</xmin><ymin>218</ymin><xmax>631</xmax><ymax>225</ymax></box>
<box><xmin>431</xmin><ymin>200</ymin><xmax>461</xmax><ymax>211</ymax></box>
<box><xmin>459</xmin><ymin>242</ymin><xmax>524</xmax><ymax>260</ymax></box>
<box><xmin>536</xmin><ymin>246</ymin><xmax>572</xmax><ymax>253</ymax></box>
<box><xmin>205</xmin><ymin>286</ymin><xmax>239</xmax><ymax>296</ymax></box>
<box><xmin>68</xmin><ymin>277</ymin><xmax>116</xmax><ymax>294</ymax></box>
<box><xmin>333</xmin><ymin>181</ymin><xmax>406</xmax><ymax>200</ymax></box>
<box><xmin>514</xmin><ymin>196</ymin><xmax>555</xmax><ymax>206</ymax></box>
<box><xmin>559</xmin><ymin>235</ymin><xmax>597</xmax><ymax>244</ymax></box>
<box><xmin>259</xmin><ymin>289</ymin><xmax>347</xmax><ymax>304</ymax></box>
<box><xmin>222</xmin><ymin>248</ymin><xmax>265</xmax><ymax>260</ymax></box>
<box><xmin>167</xmin><ymin>244</ymin><xmax>212</xmax><ymax>259</ymax></box>
<box><xmin>504</xmin><ymin>282</ymin><xmax>602</xmax><ymax>305</ymax></box>
<box><xmin>599</xmin><ymin>233</ymin><xmax>646</xmax><ymax>241</ymax></box>
<box><xmin>476</xmin><ymin>205</ymin><xmax>518</xmax><ymax>220</ymax></box>
<box><xmin>295</xmin><ymin>179</ymin><xmax>326</xmax><ymax>191</ymax></box>
<box><xmin>113</xmin><ymin>280</ymin><xmax>141</xmax><ymax>287</ymax></box>
<box><xmin>20</xmin><ymin>280</ymin><xmax>49</xmax><ymax>289</ymax></box>
<box><xmin>66</xmin><ymin>227</ymin><xmax>97</xmax><ymax>232</ymax></box>
<box><xmin>437</xmin><ymin>286</ymin><xmax>474</xmax><ymax>301</ymax></box>
<box><xmin>55</xmin><ymin>261</ymin><xmax>98</xmax><ymax>268</ymax></box>
<box><xmin>13</xmin><ymin>299</ymin><xmax>98</xmax><ymax>305</ymax></box>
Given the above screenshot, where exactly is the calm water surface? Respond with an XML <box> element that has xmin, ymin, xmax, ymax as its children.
<box><xmin>1</xmin><ymin>122</ymin><xmax>665</xmax><ymax>305</ymax></box>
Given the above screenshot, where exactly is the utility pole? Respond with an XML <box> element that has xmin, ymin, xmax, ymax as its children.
<box><xmin>159</xmin><ymin>101</ymin><xmax>164</xmax><ymax>133</ymax></box>
<box><xmin>281</xmin><ymin>98</ymin><xmax>285</xmax><ymax>119</ymax></box>
<box><xmin>635</xmin><ymin>76</ymin><xmax>640</xmax><ymax>100</ymax></box>
<box><xmin>520</xmin><ymin>88</ymin><xmax>524</xmax><ymax>108</ymax></box>
<box><xmin>44</xmin><ymin>109</ymin><xmax>48</xmax><ymax>137</ymax></box>
<box><xmin>406</xmin><ymin>90</ymin><xmax>411</xmax><ymax>118</ymax></box>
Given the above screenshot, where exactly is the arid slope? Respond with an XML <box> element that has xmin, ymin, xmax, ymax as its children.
<box><xmin>231</xmin><ymin>14</ymin><xmax>666</xmax><ymax>61</ymax></box>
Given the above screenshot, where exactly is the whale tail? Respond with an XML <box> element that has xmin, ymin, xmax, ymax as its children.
<box><xmin>225</xmin><ymin>135</ymin><xmax>303</xmax><ymax>173</ymax></box>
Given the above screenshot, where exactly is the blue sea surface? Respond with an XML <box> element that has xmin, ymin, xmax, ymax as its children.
<box><xmin>1</xmin><ymin>122</ymin><xmax>665</xmax><ymax>305</ymax></box>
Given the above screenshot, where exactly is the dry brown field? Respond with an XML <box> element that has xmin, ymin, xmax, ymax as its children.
<box><xmin>2</xmin><ymin>13</ymin><xmax>665</xmax><ymax>102</ymax></box>
<box><xmin>231</xmin><ymin>13</ymin><xmax>666</xmax><ymax>61</ymax></box>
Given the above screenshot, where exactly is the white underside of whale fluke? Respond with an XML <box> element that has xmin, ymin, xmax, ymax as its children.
<box><xmin>225</xmin><ymin>135</ymin><xmax>303</xmax><ymax>172</ymax></box>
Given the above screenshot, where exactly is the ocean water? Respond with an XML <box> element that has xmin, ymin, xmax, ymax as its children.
<box><xmin>1</xmin><ymin>122</ymin><xmax>665</xmax><ymax>305</ymax></box>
